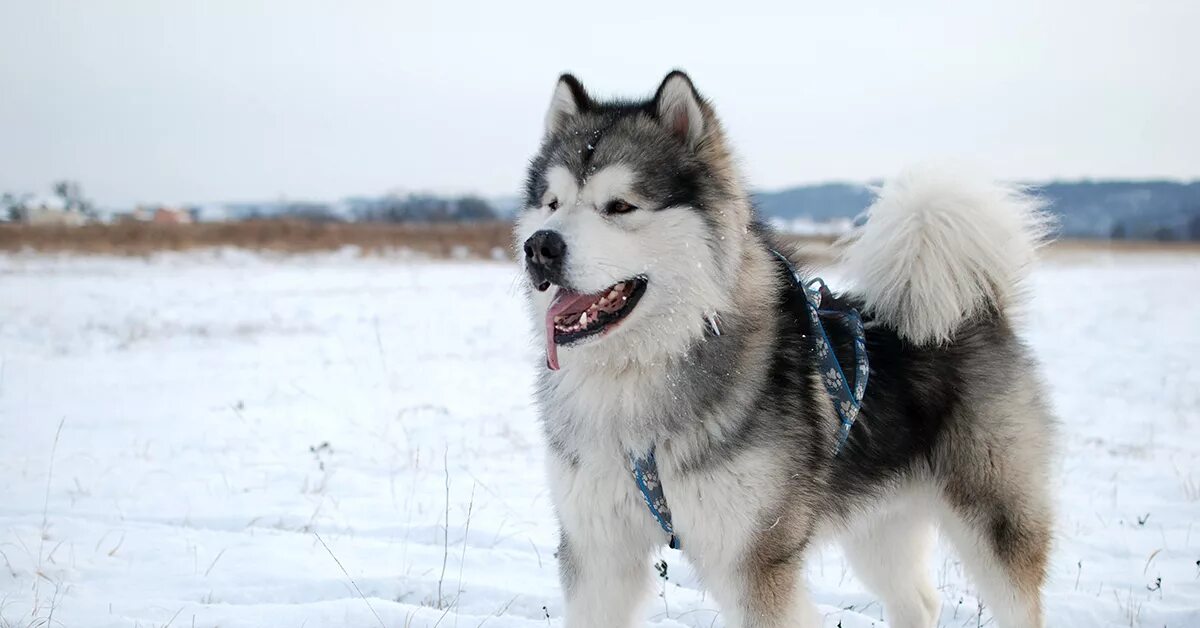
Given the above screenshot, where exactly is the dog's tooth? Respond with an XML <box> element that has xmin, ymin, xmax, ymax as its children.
<box><xmin>579</xmin><ymin>312</ymin><xmax>588</xmax><ymax>326</ymax></box>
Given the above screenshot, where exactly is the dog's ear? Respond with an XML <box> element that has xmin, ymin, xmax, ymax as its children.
<box><xmin>544</xmin><ymin>74</ymin><xmax>590</xmax><ymax>135</ymax></box>
<box><xmin>653</xmin><ymin>70</ymin><xmax>705</xmax><ymax>147</ymax></box>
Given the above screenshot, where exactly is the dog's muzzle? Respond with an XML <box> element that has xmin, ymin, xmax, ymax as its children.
<box><xmin>523</xmin><ymin>229</ymin><xmax>567</xmax><ymax>291</ymax></box>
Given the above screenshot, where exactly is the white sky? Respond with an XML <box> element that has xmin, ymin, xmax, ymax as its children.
<box><xmin>1</xmin><ymin>1</ymin><xmax>1197</xmax><ymax>207</ymax></box>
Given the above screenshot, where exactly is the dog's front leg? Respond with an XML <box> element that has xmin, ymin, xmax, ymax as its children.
<box><xmin>550</xmin><ymin>455</ymin><xmax>657</xmax><ymax>628</ymax></box>
<box><xmin>667</xmin><ymin>455</ymin><xmax>822</xmax><ymax>628</ymax></box>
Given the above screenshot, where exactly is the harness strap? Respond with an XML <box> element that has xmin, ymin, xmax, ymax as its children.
<box><xmin>629</xmin><ymin>248</ymin><xmax>870</xmax><ymax>549</ymax></box>
<box><xmin>630</xmin><ymin>449</ymin><xmax>679</xmax><ymax>549</ymax></box>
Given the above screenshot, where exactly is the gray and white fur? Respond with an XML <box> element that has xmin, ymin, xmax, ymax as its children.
<box><xmin>515</xmin><ymin>70</ymin><xmax>1055</xmax><ymax>628</ymax></box>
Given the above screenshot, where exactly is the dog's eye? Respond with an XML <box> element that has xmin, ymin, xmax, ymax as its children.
<box><xmin>606</xmin><ymin>199</ymin><xmax>637</xmax><ymax>215</ymax></box>
<box><xmin>547</xmin><ymin>198</ymin><xmax>559</xmax><ymax>211</ymax></box>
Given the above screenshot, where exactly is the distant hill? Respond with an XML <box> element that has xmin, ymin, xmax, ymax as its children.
<box><xmin>1034</xmin><ymin>180</ymin><xmax>1200</xmax><ymax>240</ymax></box>
<box><xmin>754</xmin><ymin>182</ymin><xmax>879</xmax><ymax>223</ymax></box>
<box><xmin>755</xmin><ymin>180</ymin><xmax>1200</xmax><ymax>240</ymax></box>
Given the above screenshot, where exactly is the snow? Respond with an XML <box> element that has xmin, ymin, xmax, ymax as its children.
<box><xmin>2</xmin><ymin>249</ymin><xmax>1198</xmax><ymax>627</ymax></box>
<box><xmin>767</xmin><ymin>216</ymin><xmax>855</xmax><ymax>237</ymax></box>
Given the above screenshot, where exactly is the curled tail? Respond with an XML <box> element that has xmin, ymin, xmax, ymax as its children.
<box><xmin>839</xmin><ymin>168</ymin><xmax>1052</xmax><ymax>345</ymax></box>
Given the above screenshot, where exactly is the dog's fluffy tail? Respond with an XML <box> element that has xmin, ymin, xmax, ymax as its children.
<box><xmin>839</xmin><ymin>168</ymin><xmax>1052</xmax><ymax>345</ymax></box>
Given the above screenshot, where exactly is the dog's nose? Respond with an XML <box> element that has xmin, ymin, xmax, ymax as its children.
<box><xmin>523</xmin><ymin>230</ymin><xmax>567</xmax><ymax>289</ymax></box>
<box><xmin>524</xmin><ymin>230</ymin><xmax>567</xmax><ymax>268</ymax></box>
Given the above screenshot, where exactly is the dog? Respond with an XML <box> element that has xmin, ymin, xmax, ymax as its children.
<box><xmin>515</xmin><ymin>70</ymin><xmax>1055</xmax><ymax>628</ymax></box>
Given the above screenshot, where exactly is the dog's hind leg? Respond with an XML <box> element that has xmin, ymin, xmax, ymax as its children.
<box><xmin>935</xmin><ymin>415</ymin><xmax>1054</xmax><ymax>628</ymax></box>
<box><xmin>936</xmin><ymin>494</ymin><xmax>1050</xmax><ymax>627</ymax></box>
<box><xmin>841</xmin><ymin>496</ymin><xmax>941</xmax><ymax>628</ymax></box>
<box><xmin>936</xmin><ymin>487</ymin><xmax>1051</xmax><ymax>628</ymax></box>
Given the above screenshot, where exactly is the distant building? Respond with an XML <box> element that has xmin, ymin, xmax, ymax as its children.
<box><xmin>152</xmin><ymin>207</ymin><xmax>192</xmax><ymax>224</ymax></box>
<box><xmin>22</xmin><ymin>196</ymin><xmax>88</xmax><ymax>226</ymax></box>
<box><xmin>27</xmin><ymin>207</ymin><xmax>88</xmax><ymax>226</ymax></box>
<box><xmin>111</xmin><ymin>206</ymin><xmax>193</xmax><ymax>224</ymax></box>
<box><xmin>191</xmin><ymin>204</ymin><xmax>232</xmax><ymax>223</ymax></box>
<box><xmin>112</xmin><ymin>207</ymin><xmax>153</xmax><ymax>223</ymax></box>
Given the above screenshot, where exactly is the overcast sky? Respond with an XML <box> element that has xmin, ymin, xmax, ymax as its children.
<box><xmin>1</xmin><ymin>1</ymin><xmax>1196</xmax><ymax>207</ymax></box>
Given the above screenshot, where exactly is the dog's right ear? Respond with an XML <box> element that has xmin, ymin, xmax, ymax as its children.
<box><xmin>544</xmin><ymin>74</ymin><xmax>590</xmax><ymax>135</ymax></box>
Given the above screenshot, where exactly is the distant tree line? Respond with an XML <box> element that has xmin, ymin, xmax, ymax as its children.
<box><xmin>1110</xmin><ymin>211</ymin><xmax>1200</xmax><ymax>242</ymax></box>
<box><xmin>222</xmin><ymin>194</ymin><xmax>500</xmax><ymax>223</ymax></box>
<box><xmin>349</xmin><ymin>194</ymin><xmax>497</xmax><ymax>222</ymax></box>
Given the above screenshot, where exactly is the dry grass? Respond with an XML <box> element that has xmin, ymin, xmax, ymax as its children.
<box><xmin>0</xmin><ymin>221</ymin><xmax>516</xmax><ymax>258</ymax></box>
<box><xmin>1</xmin><ymin>222</ymin><xmax>1196</xmax><ymax>260</ymax></box>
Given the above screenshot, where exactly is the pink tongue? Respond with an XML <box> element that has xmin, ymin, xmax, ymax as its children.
<box><xmin>544</xmin><ymin>289</ymin><xmax>600</xmax><ymax>370</ymax></box>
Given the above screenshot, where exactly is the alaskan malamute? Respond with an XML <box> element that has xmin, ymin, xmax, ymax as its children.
<box><xmin>515</xmin><ymin>70</ymin><xmax>1054</xmax><ymax>628</ymax></box>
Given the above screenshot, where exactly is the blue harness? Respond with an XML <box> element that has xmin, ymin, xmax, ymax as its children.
<box><xmin>629</xmin><ymin>249</ymin><xmax>870</xmax><ymax>549</ymax></box>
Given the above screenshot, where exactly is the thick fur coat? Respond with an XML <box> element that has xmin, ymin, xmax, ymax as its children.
<box><xmin>514</xmin><ymin>71</ymin><xmax>1055</xmax><ymax>628</ymax></box>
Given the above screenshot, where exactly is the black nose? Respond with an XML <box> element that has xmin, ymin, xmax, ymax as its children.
<box><xmin>524</xmin><ymin>230</ymin><xmax>566</xmax><ymax>267</ymax></box>
<box><xmin>523</xmin><ymin>230</ymin><xmax>567</xmax><ymax>288</ymax></box>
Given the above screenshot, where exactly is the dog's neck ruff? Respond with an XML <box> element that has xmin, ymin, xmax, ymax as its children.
<box><xmin>629</xmin><ymin>248</ymin><xmax>870</xmax><ymax>549</ymax></box>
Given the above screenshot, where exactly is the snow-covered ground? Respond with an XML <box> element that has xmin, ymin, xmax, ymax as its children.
<box><xmin>766</xmin><ymin>216</ymin><xmax>855</xmax><ymax>238</ymax></box>
<box><xmin>2</xmin><ymin>248</ymin><xmax>1198</xmax><ymax>627</ymax></box>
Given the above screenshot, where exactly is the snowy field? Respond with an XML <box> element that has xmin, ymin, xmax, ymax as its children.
<box><xmin>2</xmin><ymin>248</ymin><xmax>1198</xmax><ymax>628</ymax></box>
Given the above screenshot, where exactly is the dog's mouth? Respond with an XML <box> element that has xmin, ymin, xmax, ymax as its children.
<box><xmin>543</xmin><ymin>277</ymin><xmax>648</xmax><ymax>370</ymax></box>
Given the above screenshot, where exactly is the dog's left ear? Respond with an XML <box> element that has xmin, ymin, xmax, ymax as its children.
<box><xmin>654</xmin><ymin>70</ymin><xmax>705</xmax><ymax>147</ymax></box>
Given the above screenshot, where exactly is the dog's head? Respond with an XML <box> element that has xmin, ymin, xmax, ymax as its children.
<box><xmin>516</xmin><ymin>71</ymin><xmax>752</xmax><ymax>370</ymax></box>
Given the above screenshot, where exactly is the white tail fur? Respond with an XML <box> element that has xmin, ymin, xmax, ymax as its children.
<box><xmin>839</xmin><ymin>168</ymin><xmax>1052</xmax><ymax>345</ymax></box>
